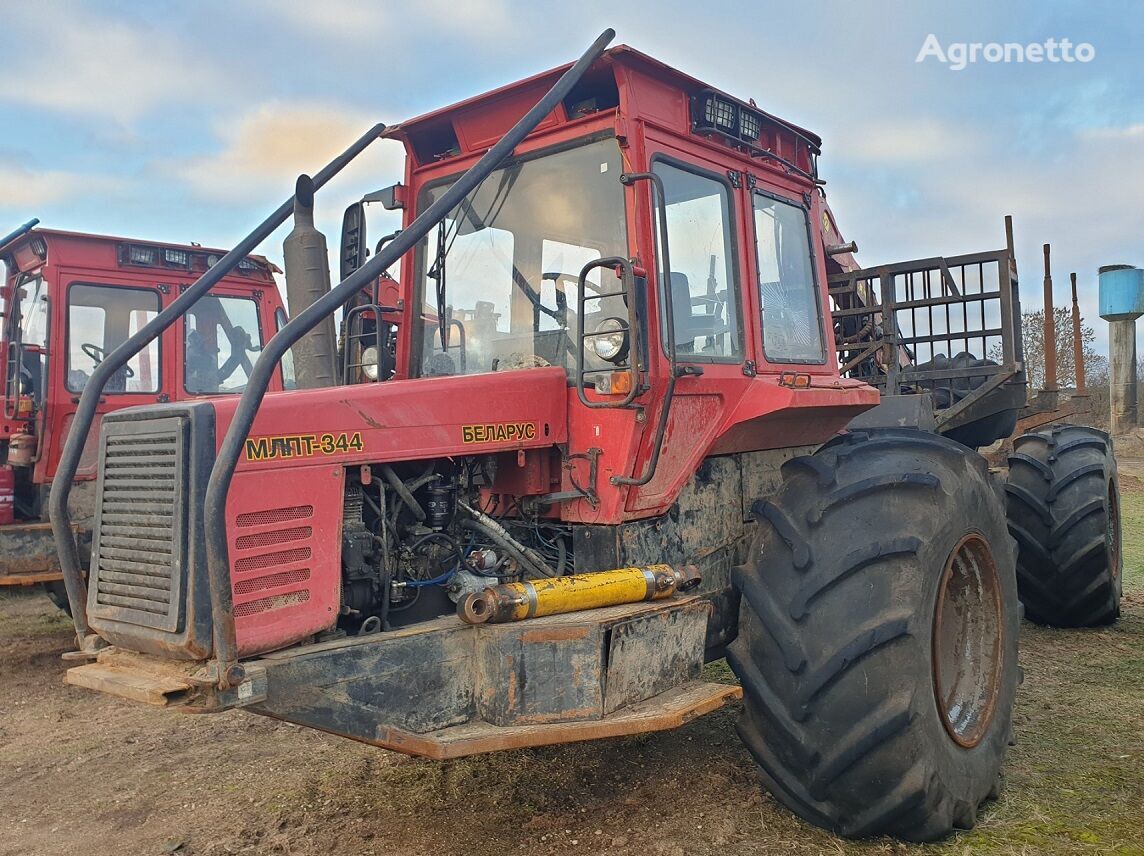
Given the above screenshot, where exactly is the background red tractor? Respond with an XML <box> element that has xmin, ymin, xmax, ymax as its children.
<box><xmin>0</xmin><ymin>223</ymin><xmax>287</xmax><ymax>607</ymax></box>
<box><xmin>54</xmin><ymin>30</ymin><xmax>1120</xmax><ymax>842</ymax></box>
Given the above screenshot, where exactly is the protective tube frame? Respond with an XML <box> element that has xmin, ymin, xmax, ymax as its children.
<box><xmin>49</xmin><ymin>123</ymin><xmax>389</xmax><ymax>647</ymax></box>
<box><xmin>202</xmin><ymin>29</ymin><xmax>616</xmax><ymax>688</ymax></box>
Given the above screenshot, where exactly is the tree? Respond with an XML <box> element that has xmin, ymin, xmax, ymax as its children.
<box><xmin>1016</xmin><ymin>307</ymin><xmax>1104</xmax><ymax>391</ymax></box>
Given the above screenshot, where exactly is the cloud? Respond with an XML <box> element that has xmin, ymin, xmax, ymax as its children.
<box><xmin>254</xmin><ymin>0</ymin><xmax>390</xmax><ymax>44</ymax></box>
<box><xmin>0</xmin><ymin>164</ymin><xmax>125</xmax><ymax>209</ymax></box>
<box><xmin>0</xmin><ymin>3</ymin><xmax>235</xmax><ymax>124</ymax></box>
<box><xmin>840</xmin><ymin>119</ymin><xmax>980</xmax><ymax>164</ymax></box>
<box><xmin>254</xmin><ymin>0</ymin><xmax>509</xmax><ymax>45</ymax></box>
<box><xmin>170</xmin><ymin>101</ymin><xmax>404</xmax><ymax>204</ymax></box>
<box><xmin>162</xmin><ymin>101</ymin><xmax>406</xmax><ymax>273</ymax></box>
<box><xmin>1080</xmin><ymin>122</ymin><xmax>1144</xmax><ymax>141</ymax></box>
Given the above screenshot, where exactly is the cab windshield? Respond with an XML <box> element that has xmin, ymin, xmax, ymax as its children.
<box><xmin>414</xmin><ymin>137</ymin><xmax>628</xmax><ymax>378</ymax></box>
<box><xmin>4</xmin><ymin>274</ymin><xmax>49</xmax><ymax>407</ymax></box>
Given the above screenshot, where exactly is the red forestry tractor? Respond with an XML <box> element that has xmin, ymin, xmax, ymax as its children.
<box><xmin>54</xmin><ymin>31</ymin><xmax>1121</xmax><ymax>841</ymax></box>
<box><xmin>0</xmin><ymin>224</ymin><xmax>286</xmax><ymax>607</ymax></box>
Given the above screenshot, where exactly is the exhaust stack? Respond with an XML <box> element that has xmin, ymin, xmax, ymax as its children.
<box><xmin>283</xmin><ymin>175</ymin><xmax>338</xmax><ymax>388</ymax></box>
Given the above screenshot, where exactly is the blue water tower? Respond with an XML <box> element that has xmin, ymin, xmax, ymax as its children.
<box><xmin>1099</xmin><ymin>264</ymin><xmax>1144</xmax><ymax>433</ymax></box>
<box><xmin>1098</xmin><ymin>264</ymin><xmax>1144</xmax><ymax>321</ymax></box>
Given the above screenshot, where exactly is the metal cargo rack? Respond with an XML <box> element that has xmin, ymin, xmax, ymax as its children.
<box><xmin>829</xmin><ymin>243</ymin><xmax>1025</xmax><ymax>440</ymax></box>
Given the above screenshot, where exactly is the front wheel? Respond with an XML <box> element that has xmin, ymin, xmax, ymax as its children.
<box><xmin>727</xmin><ymin>429</ymin><xmax>1019</xmax><ymax>841</ymax></box>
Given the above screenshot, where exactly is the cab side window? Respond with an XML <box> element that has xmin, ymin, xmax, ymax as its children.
<box><xmin>185</xmin><ymin>296</ymin><xmax>263</xmax><ymax>394</ymax></box>
<box><xmin>653</xmin><ymin>161</ymin><xmax>742</xmax><ymax>360</ymax></box>
<box><xmin>754</xmin><ymin>193</ymin><xmax>825</xmax><ymax>363</ymax></box>
<box><xmin>67</xmin><ymin>284</ymin><xmax>160</xmax><ymax>393</ymax></box>
<box><xmin>275</xmin><ymin>307</ymin><xmax>296</xmax><ymax>390</ymax></box>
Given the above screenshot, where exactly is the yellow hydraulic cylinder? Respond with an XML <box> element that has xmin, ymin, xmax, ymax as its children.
<box><xmin>457</xmin><ymin>564</ymin><xmax>701</xmax><ymax>625</ymax></box>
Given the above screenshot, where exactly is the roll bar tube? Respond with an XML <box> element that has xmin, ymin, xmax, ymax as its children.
<box><xmin>50</xmin><ymin>123</ymin><xmax>389</xmax><ymax>646</ymax></box>
<box><xmin>202</xmin><ymin>29</ymin><xmax>616</xmax><ymax>688</ymax></box>
<box><xmin>0</xmin><ymin>218</ymin><xmax>40</xmax><ymax>254</ymax></box>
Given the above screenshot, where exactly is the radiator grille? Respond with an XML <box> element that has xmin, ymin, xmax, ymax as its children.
<box><xmin>232</xmin><ymin>504</ymin><xmax>315</xmax><ymax>619</ymax></box>
<box><xmin>90</xmin><ymin>417</ymin><xmax>187</xmax><ymax>632</ymax></box>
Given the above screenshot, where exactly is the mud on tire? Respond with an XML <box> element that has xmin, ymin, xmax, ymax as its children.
<box><xmin>726</xmin><ymin>428</ymin><xmax>1019</xmax><ymax>842</ymax></box>
<box><xmin>1006</xmin><ymin>425</ymin><xmax>1122</xmax><ymax>627</ymax></box>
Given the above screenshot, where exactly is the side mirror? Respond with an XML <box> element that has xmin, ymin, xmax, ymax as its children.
<box><xmin>340</xmin><ymin>202</ymin><xmax>368</xmax><ymax>282</ymax></box>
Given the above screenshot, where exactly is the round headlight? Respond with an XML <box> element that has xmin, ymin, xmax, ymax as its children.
<box><xmin>590</xmin><ymin>318</ymin><xmax>629</xmax><ymax>363</ymax></box>
<box><xmin>361</xmin><ymin>345</ymin><xmax>380</xmax><ymax>381</ymax></box>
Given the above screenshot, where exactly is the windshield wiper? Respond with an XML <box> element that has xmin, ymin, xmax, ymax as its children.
<box><xmin>427</xmin><ymin>220</ymin><xmax>449</xmax><ymax>351</ymax></box>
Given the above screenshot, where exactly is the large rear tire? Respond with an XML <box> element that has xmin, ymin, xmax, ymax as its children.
<box><xmin>1006</xmin><ymin>425</ymin><xmax>1122</xmax><ymax>627</ymax></box>
<box><xmin>727</xmin><ymin>429</ymin><xmax>1019</xmax><ymax>841</ymax></box>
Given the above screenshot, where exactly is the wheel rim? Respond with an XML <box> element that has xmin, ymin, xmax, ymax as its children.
<box><xmin>932</xmin><ymin>534</ymin><xmax>1003</xmax><ymax>749</ymax></box>
<box><xmin>1108</xmin><ymin>484</ymin><xmax>1121</xmax><ymax>583</ymax></box>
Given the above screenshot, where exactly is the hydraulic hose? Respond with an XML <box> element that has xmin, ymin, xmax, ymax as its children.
<box><xmin>459</xmin><ymin>500</ymin><xmax>556</xmax><ymax>578</ymax></box>
<box><xmin>380</xmin><ymin>465</ymin><xmax>426</xmax><ymax>522</ymax></box>
<box><xmin>49</xmin><ymin>123</ymin><xmax>388</xmax><ymax>645</ymax></box>
<box><xmin>458</xmin><ymin>519</ymin><xmax>553</xmax><ymax>581</ymax></box>
<box><xmin>202</xmin><ymin>29</ymin><xmax>616</xmax><ymax>687</ymax></box>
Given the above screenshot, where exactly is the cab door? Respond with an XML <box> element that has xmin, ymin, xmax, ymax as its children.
<box><xmin>621</xmin><ymin>140</ymin><xmax>752</xmax><ymax>511</ymax></box>
<box><xmin>41</xmin><ymin>278</ymin><xmax>166</xmax><ymax>484</ymax></box>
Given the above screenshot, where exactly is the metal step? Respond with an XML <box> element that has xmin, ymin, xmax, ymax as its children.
<box><xmin>373</xmin><ymin>680</ymin><xmax>742</xmax><ymax>759</ymax></box>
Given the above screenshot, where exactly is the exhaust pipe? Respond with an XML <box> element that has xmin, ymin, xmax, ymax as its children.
<box><xmin>283</xmin><ymin>175</ymin><xmax>339</xmax><ymax>388</ymax></box>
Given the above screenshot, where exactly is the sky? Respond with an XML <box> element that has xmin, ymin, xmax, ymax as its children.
<box><xmin>2</xmin><ymin>0</ymin><xmax>1141</xmax><ymax>358</ymax></box>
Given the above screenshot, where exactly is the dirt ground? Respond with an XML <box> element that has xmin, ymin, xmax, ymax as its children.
<box><xmin>2</xmin><ymin>476</ymin><xmax>1142</xmax><ymax>856</ymax></box>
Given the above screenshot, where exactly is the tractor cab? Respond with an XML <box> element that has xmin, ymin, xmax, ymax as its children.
<box><xmin>328</xmin><ymin>46</ymin><xmax>875</xmax><ymax>525</ymax></box>
<box><xmin>0</xmin><ymin>225</ymin><xmax>286</xmax><ymax>590</ymax></box>
<box><xmin>350</xmin><ymin>49</ymin><xmax>843</xmax><ymax>395</ymax></box>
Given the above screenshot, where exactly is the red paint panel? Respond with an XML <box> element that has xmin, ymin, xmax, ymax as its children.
<box><xmin>455</xmin><ymin>79</ymin><xmax>563</xmax><ymax>152</ymax></box>
<box><xmin>228</xmin><ymin>465</ymin><xmax>344</xmax><ymax>656</ymax></box>
<box><xmin>213</xmin><ymin>366</ymin><xmax>570</xmax><ymax>472</ymax></box>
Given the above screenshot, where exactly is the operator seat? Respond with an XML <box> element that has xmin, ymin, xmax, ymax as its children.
<box><xmin>669</xmin><ymin>272</ymin><xmax>725</xmax><ymax>351</ymax></box>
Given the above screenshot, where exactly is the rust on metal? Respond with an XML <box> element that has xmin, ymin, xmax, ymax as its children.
<box><xmin>0</xmin><ymin>522</ymin><xmax>65</xmax><ymax>583</ymax></box>
<box><xmin>1042</xmin><ymin>243</ymin><xmax>1057</xmax><ymax>391</ymax></box>
<box><xmin>369</xmin><ymin>681</ymin><xmax>742</xmax><ymax>760</ymax></box>
<box><xmin>518</xmin><ymin>626</ymin><xmax>592</xmax><ymax>643</ymax></box>
<box><xmin>931</xmin><ymin>533</ymin><xmax>1004</xmax><ymax>749</ymax></box>
<box><xmin>1071</xmin><ymin>272</ymin><xmax>1086</xmax><ymax>394</ymax></box>
<box><xmin>1004</xmin><ymin>214</ymin><xmax>1017</xmax><ymax>278</ymax></box>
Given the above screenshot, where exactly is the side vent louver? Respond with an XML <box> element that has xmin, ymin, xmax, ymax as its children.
<box><xmin>231</xmin><ymin>505</ymin><xmax>314</xmax><ymax>618</ymax></box>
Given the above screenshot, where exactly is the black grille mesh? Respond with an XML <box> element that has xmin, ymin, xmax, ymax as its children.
<box><xmin>90</xmin><ymin>418</ymin><xmax>186</xmax><ymax>632</ymax></box>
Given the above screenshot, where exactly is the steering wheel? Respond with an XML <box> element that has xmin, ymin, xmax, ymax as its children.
<box><xmin>80</xmin><ymin>343</ymin><xmax>135</xmax><ymax>377</ymax></box>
